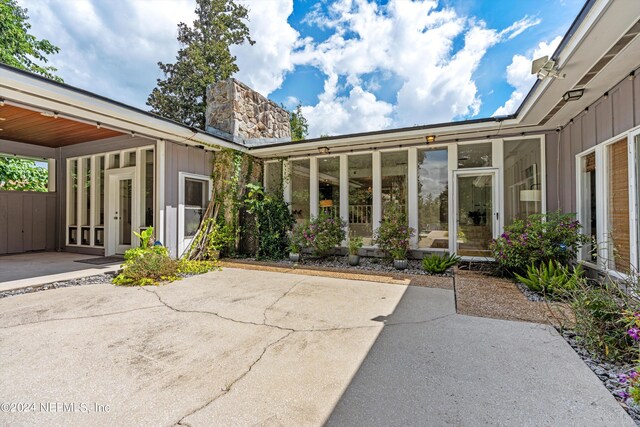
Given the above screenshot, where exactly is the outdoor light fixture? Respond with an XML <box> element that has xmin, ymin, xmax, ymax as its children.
<box><xmin>318</xmin><ymin>146</ymin><xmax>330</xmax><ymax>154</ymax></box>
<box><xmin>603</xmin><ymin>92</ymin><xmax>609</xmax><ymax>100</ymax></box>
<box><xmin>130</xmin><ymin>131</ymin><xmax>136</xmax><ymax>137</ymax></box>
<box><xmin>96</xmin><ymin>122</ymin><xmax>101</xmax><ymax>129</ymax></box>
<box><xmin>40</xmin><ymin>111</ymin><xmax>57</xmax><ymax>118</ymax></box>
<box><xmin>562</xmin><ymin>89</ymin><xmax>584</xmax><ymax>102</ymax></box>
<box><xmin>425</xmin><ymin>135</ymin><xmax>436</xmax><ymax>144</ymax></box>
<box><xmin>0</xmin><ymin>99</ymin><xmax>4</xmax><ymax>106</ymax></box>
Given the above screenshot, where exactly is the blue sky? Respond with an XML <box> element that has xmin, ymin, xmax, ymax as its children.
<box><xmin>20</xmin><ymin>0</ymin><xmax>584</xmax><ymax>137</ymax></box>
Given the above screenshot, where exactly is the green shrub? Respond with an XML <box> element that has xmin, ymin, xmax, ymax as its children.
<box><xmin>348</xmin><ymin>235</ymin><xmax>363</xmax><ymax>256</ymax></box>
<box><xmin>244</xmin><ymin>183</ymin><xmax>295</xmax><ymax>259</ymax></box>
<box><xmin>201</xmin><ymin>219</ymin><xmax>235</xmax><ymax>259</ymax></box>
<box><xmin>289</xmin><ymin>222</ymin><xmax>306</xmax><ymax>253</ymax></box>
<box><xmin>490</xmin><ymin>211</ymin><xmax>589</xmax><ymax>276</ymax></box>
<box><xmin>570</xmin><ymin>280</ymin><xmax>638</xmax><ymax>362</ymax></box>
<box><xmin>515</xmin><ymin>261</ymin><xmax>585</xmax><ymax>298</ymax></box>
<box><xmin>374</xmin><ymin>204</ymin><xmax>414</xmax><ymax>260</ymax></box>
<box><xmin>177</xmin><ymin>259</ymin><xmax>220</xmax><ymax>275</ymax></box>
<box><xmin>300</xmin><ymin>211</ymin><xmax>346</xmax><ymax>257</ymax></box>
<box><xmin>421</xmin><ymin>253</ymin><xmax>460</xmax><ymax>274</ymax></box>
<box><xmin>113</xmin><ymin>245</ymin><xmax>178</xmax><ymax>286</ymax></box>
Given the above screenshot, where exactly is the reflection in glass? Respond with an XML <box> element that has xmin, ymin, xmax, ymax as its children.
<box><xmin>143</xmin><ymin>150</ymin><xmax>154</xmax><ymax>227</ymax></box>
<box><xmin>503</xmin><ymin>139</ymin><xmax>541</xmax><ymax>226</ymax></box>
<box><xmin>381</xmin><ymin>151</ymin><xmax>408</xmax><ymax>215</ymax></box>
<box><xmin>290</xmin><ymin>159</ymin><xmax>310</xmax><ymax>224</ymax></box>
<box><xmin>69</xmin><ymin>159</ymin><xmax>77</xmax><ymax>226</ymax></box>
<box><xmin>82</xmin><ymin>158</ymin><xmax>91</xmax><ymax>227</ymax></box>
<box><xmin>457</xmin><ymin>174</ymin><xmax>493</xmax><ymax>256</ymax></box>
<box><xmin>119</xmin><ymin>179</ymin><xmax>132</xmax><ymax>246</ymax></box>
<box><xmin>580</xmin><ymin>153</ymin><xmax>597</xmax><ymax>262</ymax></box>
<box><xmin>348</xmin><ymin>154</ymin><xmax>373</xmax><ymax>244</ymax></box>
<box><xmin>458</xmin><ymin>143</ymin><xmax>492</xmax><ymax>168</ymax></box>
<box><xmin>417</xmin><ymin>149</ymin><xmax>448</xmax><ymax>249</ymax></box>
<box><xmin>318</xmin><ymin>156</ymin><xmax>340</xmax><ymax>217</ymax></box>
<box><xmin>264</xmin><ymin>162</ymin><xmax>283</xmax><ymax>196</ymax></box>
<box><xmin>184</xmin><ymin>178</ymin><xmax>206</xmax><ymax>238</ymax></box>
<box><xmin>96</xmin><ymin>156</ymin><xmax>105</xmax><ymax>226</ymax></box>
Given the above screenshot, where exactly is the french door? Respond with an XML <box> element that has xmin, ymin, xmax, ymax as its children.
<box><xmin>107</xmin><ymin>168</ymin><xmax>136</xmax><ymax>255</ymax></box>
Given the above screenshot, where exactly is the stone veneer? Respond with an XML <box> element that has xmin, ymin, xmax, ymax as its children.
<box><xmin>205</xmin><ymin>78</ymin><xmax>291</xmax><ymax>145</ymax></box>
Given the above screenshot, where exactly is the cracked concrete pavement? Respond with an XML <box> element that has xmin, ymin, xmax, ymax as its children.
<box><xmin>0</xmin><ymin>268</ymin><xmax>633</xmax><ymax>426</ymax></box>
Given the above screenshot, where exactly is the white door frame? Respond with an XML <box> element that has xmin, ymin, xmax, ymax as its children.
<box><xmin>178</xmin><ymin>172</ymin><xmax>213</xmax><ymax>257</ymax></box>
<box><xmin>451</xmin><ymin>168</ymin><xmax>499</xmax><ymax>257</ymax></box>
<box><xmin>105</xmin><ymin>167</ymin><xmax>138</xmax><ymax>255</ymax></box>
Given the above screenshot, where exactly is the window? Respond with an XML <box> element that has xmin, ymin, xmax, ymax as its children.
<box><xmin>264</xmin><ymin>161</ymin><xmax>283</xmax><ymax>196</ymax></box>
<box><xmin>141</xmin><ymin>149</ymin><xmax>154</xmax><ymax>228</ymax></box>
<box><xmin>417</xmin><ymin>148</ymin><xmax>448</xmax><ymax>249</ymax></box>
<box><xmin>579</xmin><ymin>152</ymin><xmax>597</xmax><ymax>263</ymax></box>
<box><xmin>184</xmin><ymin>178</ymin><xmax>207</xmax><ymax>238</ymax></box>
<box><xmin>0</xmin><ymin>155</ymin><xmax>49</xmax><ymax>192</ymax></box>
<box><xmin>458</xmin><ymin>143</ymin><xmax>492</xmax><ymax>168</ymax></box>
<box><xmin>290</xmin><ymin>159</ymin><xmax>310</xmax><ymax>224</ymax></box>
<box><xmin>503</xmin><ymin>139</ymin><xmax>542</xmax><ymax>226</ymax></box>
<box><xmin>381</xmin><ymin>151</ymin><xmax>408</xmax><ymax>215</ymax></box>
<box><xmin>348</xmin><ymin>154</ymin><xmax>373</xmax><ymax>244</ymax></box>
<box><xmin>607</xmin><ymin>140</ymin><xmax>630</xmax><ymax>272</ymax></box>
<box><xmin>318</xmin><ymin>156</ymin><xmax>340</xmax><ymax>217</ymax></box>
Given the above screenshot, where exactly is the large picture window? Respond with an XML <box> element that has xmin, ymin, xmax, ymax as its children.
<box><xmin>503</xmin><ymin>138</ymin><xmax>542</xmax><ymax>226</ymax></box>
<box><xmin>318</xmin><ymin>156</ymin><xmax>340</xmax><ymax>217</ymax></box>
<box><xmin>579</xmin><ymin>151</ymin><xmax>597</xmax><ymax>263</ymax></box>
<box><xmin>264</xmin><ymin>161</ymin><xmax>283</xmax><ymax>196</ymax></box>
<box><xmin>381</xmin><ymin>151</ymin><xmax>408</xmax><ymax>215</ymax></box>
<box><xmin>178</xmin><ymin>172</ymin><xmax>211</xmax><ymax>256</ymax></box>
<box><xmin>348</xmin><ymin>154</ymin><xmax>373</xmax><ymax>244</ymax></box>
<box><xmin>607</xmin><ymin>140</ymin><xmax>630</xmax><ymax>272</ymax></box>
<box><xmin>290</xmin><ymin>159</ymin><xmax>310</xmax><ymax>224</ymax></box>
<box><xmin>417</xmin><ymin>148</ymin><xmax>448</xmax><ymax>249</ymax></box>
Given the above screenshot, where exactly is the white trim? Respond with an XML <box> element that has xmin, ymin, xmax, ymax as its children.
<box><xmin>595</xmin><ymin>143</ymin><xmax>607</xmax><ymax>269</ymax></box>
<box><xmin>629</xmin><ymin>130</ymin><xmax>640</xmax><ymax>273</ymax></box>
<box><xmin>309</xmin><ymin>157</ymin><xmax>319</xmax><ymax>218</ymax></box>
<box><xmin>447</xmin><ymin>144</ymin><xmax>457</xmax><ymax>252</ymax></box>
<box><xmin>105</xmin><ymin>167</ymin><xmax>136</xmax><ymax>255</ymax></box>
<box><xmin>372</xmin><ymin>150</ymin><xmax>381</xmax><ymax>235</ymax></box>
<box><xmin>407</xmin><ymin>147</ymin><xmax>418</xmax><ymax>248</ymax></box>
<box><xmin>493</xmin><ymin>139</ymin><xmax>504</xmax><ymax>232</ymax></box>
<box><xmin>177</xmin><ymin>172</ymin><xmax>213</xmax><ymax>257</ymax></box>
<box><xmin>283</xmin><ymin>160</ymin><xmax>292</xmax><ymax>205</ymax></box>
<box><xmin>339</xmin><ymin>154</ymin><xmax>348</xmax><ymax>241</ymax></box>
<box><xmin>47</xmin><ymin>159</ymin><xmax>56</xmax><ymax>192</ymax></box>
<box><xmin>156</xmin><ymin>139</ymin><xmax>165</xmax><ymax>245</ymax></box>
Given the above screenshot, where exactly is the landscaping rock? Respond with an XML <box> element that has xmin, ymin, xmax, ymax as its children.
<box><xmin>0</xmin><ymin>273</ymin><xmax>115</xmax><ymax>300</ymax></box>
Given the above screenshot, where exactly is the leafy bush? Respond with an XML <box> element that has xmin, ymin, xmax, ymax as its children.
<box><xmin>289</xmin><ymin>222</ymin><xmax>306</xmax><ymax>253</ymax></box>
<box><xmin>348</xmin><ymin>235</ymin><xmax>363</xmax><ymax>256</ymax></box>
<box><xmin>569</xmin><ymin>280</ymin><xmax>638</xmax><ymax>362</ymax></box>
<box><xmin>113</xmin><ymin>245</ymin><xmax>178</xmax><ymax>286</ymax></box>
<box><xmin>177</xmin><ymin>259</ymin><xmax>220</xmax><ymax>275</ymax></box>
<box><xmin>515</xmin><ymin>261</ymin><xmax>585</xmax><ymax>298</ymax></box>
<box><xmin>490</xmin><ymin>211</ymin><xmax>588</xmax><ymax>276</ymax></box>
<box><xmin>244</xmin><ymin>183</ymin><xmax>295</xmax><ymax>259</ymax></box>
<box><xmin>201</xmin><ymin>219</ymin><xmax>235</xmax><ymax>259</ymax></box>
<box><xmin>421</xmin><ymin>253</ymin><xmax>460</xmax><ymax>274</ymax></box>
<box><xmin>300</xmin><ymin>211</ymin><xmax>346</xmax><ymax>257</ymax></box>
<box><xmin>374</xmin><ymin>204</ymin><xmax>415</xmax><ymax>260</ymax></box>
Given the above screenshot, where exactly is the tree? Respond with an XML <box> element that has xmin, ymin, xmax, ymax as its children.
<box><xmin>147</xmin><ymin>0</ymin><xmax>254</xmax><ymax>129</ymax></box>
<box><xmin>0</xmin><ymin>0</ymin><xmax>62</xmax><ymax>81</ymax></box>
<box><xmin>0</xmin><ymin>157</ymin><xmax>48</xmax><ymax>192</ymax></box>
<box><xmin>289</xmin><ymin>104</ymin><xmax>309</xmax><ymax>141</ymax></box>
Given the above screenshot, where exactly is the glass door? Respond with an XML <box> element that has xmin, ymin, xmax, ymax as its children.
<box><xmin>454</xmin><ymin>170</ymin><xmax>498</xmax><ymax>257</ymax></box>
<box><xmin>107</xmin><ymin>169</ymin><xmax>135</xmax><ymax>255</ymax></box>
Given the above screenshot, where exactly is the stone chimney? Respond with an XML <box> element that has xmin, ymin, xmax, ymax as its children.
<box><xmin>205</xmin><ymin>78</ymin><xmax>291</xmax><ymax>145</ymax></box>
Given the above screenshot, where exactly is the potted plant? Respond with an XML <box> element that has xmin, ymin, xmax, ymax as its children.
<box><xmin>288</xmin><ymin>223</ymin><xmax>305</xmax><ymax>263</ymax></box>
<box><xmin>348</xmin><ymin>235</ymin><xmax>363</xmax><ymax>266</ymax></box>
<box><xmin>373</xmin><ymin>204</ymin><xmax>415</xmax><ymax>270</ymax></box>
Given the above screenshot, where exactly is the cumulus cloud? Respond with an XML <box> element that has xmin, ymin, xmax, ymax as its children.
<box><xmin>493</xmin><ymin>36</ymin><xmax>562</xmax><ymax>116</ymax></box>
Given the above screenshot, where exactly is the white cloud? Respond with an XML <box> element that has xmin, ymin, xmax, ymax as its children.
<box><xmin>283</xmin><ymin>95</ymin><xmax>300</xmax><ymax>109</ymax></box>
<box><xmin>493</xmin><ymin>36</ymin><xmax>562</xmax><ymax>116</ymax></box>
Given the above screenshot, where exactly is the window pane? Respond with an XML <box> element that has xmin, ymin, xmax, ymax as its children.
<box><xmin>318</xmin><ymin>156</ymin><xmax>340</xmax><ymax>217</ymax></box>
<box><xmin>381</xmin><ymin>151</ymin><xmax>408</xmax><ymax>215</ymax></box>
<box><xmin>143</xmin><ymin>150</ymin><xmax>154</xmax><ymax>227</ymax></box>
<box><xmin>503</xmin><ymin>139</ymin><xmax>542</xmax><ymax>226</ymax></box>
<box><xmin>184</xmin><ymin>208</ymin><xmax>204</xmax><ymax>238</ymax></box>
<box><xmin>290</xmin><ymin>159</ymin><xmax>310</xmax><ymax>224</ymax></box>
<box><xmin>458</xmin><ymin>143</ymin><xmax>492</xmax><ymax>168</ymax></box>
<box><xmin>637</xmin><ymin>135</ymin><xmax>640</xmax><ymax>270</ymax></box>
<box><xmin>580</xmin><ymin>152</ymin><xmax>597</xmax><ymax>262</ymax></box>
<box><xmin>185</xmin><ymin>179</ymin><xmax>204</xmax><ymax>207</ymax></box>
<box><xmin>69</xmin><ymin>159</ymin><xmax>77</xmax><ymax>225</ymax></box>
<box><xmin>348</xmin><ymin>154</ymin><xmax>373</xmax><ymax>244</ymax></box>
<box><xmin>96</xmin><ymin>156</ymin><xmax>105</xmax><ymax>226</ymax></box>
<box><xmin>417</xmin><ymin>148</ymin><xmax>448</xmax><ymax>249</ymax></box>
<box><xmin>265</xmin><ymin>162</ymin><xmax>283</xmax><ymax>196</ymax></box>
<box><xmin>608</xmin><ymin>140</ymin><xmax>630</xmax><ymax>272</ymax></box>
<box><xmin>81</xmin><ymin>158</ymin><xmax>91</xmax><ymax>227</ymax></box>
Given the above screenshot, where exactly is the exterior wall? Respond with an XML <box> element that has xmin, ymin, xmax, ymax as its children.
<box><xmin>163</xmin><ymin>141</ymin><xmax>214</xmax><ymax>258</ymax></box>
<box><xmin>547</xmin><ymin>76</ymin><xmax>640</xmax><ymax>213</ymax></box>
<box><xmin>0</xmin><ymin>191</ymin><xmax>56</xmax><ymax>254</ymax></box>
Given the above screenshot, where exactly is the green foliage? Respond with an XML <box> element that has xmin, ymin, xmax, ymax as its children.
<box><xmin>421</xmin><ymin>253</ymin><xmax>460</xmax><ymax>274</ymax></box>
<box><xmin>177</xmin><ymin>258</ymin><xmax>220</xmax><ymax>275</ymax></box>
<box><xmin>490</xmin><ymin>211</ymin><xmax>589</xmax><ymax>276</ymax></box>
<box><xmin>515</xmin><ymin>261</ymin><xmax>584</xmax><ymax>298</ymax></box>
<box><xmin>289</xmin><ymin>222</ymin><xmax>306</xmax><ymax>253</ymax></box>
<box><xmin>374</xmin><ymin>204</ymin><xmax>415</xmax><ymax>260</ymax></box>
<box><xmin>289</xmin><ymin>104</ymin><xmax>309</xmax><ymax>141</ymax></box>
<box><xmin>134</xmin><ymin>227</ymin><xmax>155</xmax><ymax>249</ymax></box>
<box><xmin>201</xmin><ymin>219</ymin><xmax>235</xmax><ymax>257</ymax></box>
<box><xmin>0</xmin><ymin>0</ymin><xmax>62</xmax><ymax>81</ymax></box>
<box><xmin>244</xmin><ymin>183</ymin><xmax>295</xmax><ymax>259</ymax></box>
<box><xmin>147</xmin><ymin>0</ymin><xmax>254</xmax><ymax>128</ymax></box>
<box><xmin>114</xmin><ymin>246</ymin><xmax>178</xmax><ymax>286</ymax></box>
<box><xmin>348</xmin><ymin>235</ymin><xmax>363</xmax><ymax>256</ymax></box>
<box><xmin>0</xmin><ymin>156</ymin><xmax>48</xmax><ymax>191</ymax></box>
<box><xmin>299</xmin><ymin>211</ymin><xmax>346</xmax><ymax>257</ymax></box>
<box><xmin>569</xmin><ymin>280</ymin><xmax>638</xmax><ymax>362</ymax></box>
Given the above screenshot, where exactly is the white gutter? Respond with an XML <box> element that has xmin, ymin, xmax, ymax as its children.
<box><xmin>0</xmin><ymin>67</ymin><xmax>246</xmax><ymax>152</ymax></box>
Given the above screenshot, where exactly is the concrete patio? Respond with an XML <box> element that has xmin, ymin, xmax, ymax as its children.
<box><xmin>0</xmin><ymin>252</ymin><xmax>121</xmax><ymax>293</ymax></box>
<box><xmin>0</xmin><ymin>268</ymin><xmax>632</xmax><ymax>426</ymax></box>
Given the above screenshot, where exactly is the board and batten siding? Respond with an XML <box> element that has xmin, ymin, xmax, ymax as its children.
<box><xmin>546</xmin><ymin>75</ymin><xmax>640</xmax><ymax>213</ymax></box>
<box><xmin>163</xmin><ymin>141</ymin><xmax>214</xmax><ymax>258</ymax></box>
<box><xmin>0</xmin><ymin>191</ymin><xmax>56</xmax><ymax>254</ymax></box>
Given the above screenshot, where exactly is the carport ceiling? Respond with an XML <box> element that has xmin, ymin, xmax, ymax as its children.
<box><xmin>0</xmin><ymin>104</ymin><xmax>122</xmax><ymax>147</ymax></box>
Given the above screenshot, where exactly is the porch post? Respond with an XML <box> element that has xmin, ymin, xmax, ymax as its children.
<box><xmin>408</xmin><ymin>147</ymin><xmax>418</xmax><ymax>248</ymax></box>
<box><xmin>339</xmin><ymin>154</ymin><xmax>348</xmax><ymax>243</ymax></box>
<box><xmin>372</xmin><ymin>150</ymin><xmax>381</xmax><ymax>241</ymax></box>
<box><xmin>310</xmin><ymin>157</ymin><xmax>318</xmax><ymax>218</ymax></box>
<box><xmin>156</xmin><ymin>139</ymin><xmax>166</xmax><ymax>246</ymax></box>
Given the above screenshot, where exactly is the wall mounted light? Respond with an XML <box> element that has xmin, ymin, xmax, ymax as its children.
<box><xmin>630</xmin><ymin>71</ymin><xmax>636</xmax><ymax>81</ymax></box>
<box><xmin>0</xmin><ymin>99</ymin><xmax>5</xmax><ymax>106</ymax></box>
<box><xmin>318</xmin><ymin>146</ymin><xmax>330</xmax><ymax>154</ymax></box>
<box><xmin>603</xmin><ymin>92</ymin><xmax>609</xmax><ymax>100</ymax></box>
<box><xmin>40</xmin><ymin>111</ymin><xmax>57</xmax><ymax>118</ymax></box>
<box><xmin>96</xmin><ymin>122</ymin><xmax>101</xmax><ymax>129</ymax></box>
<box><xmin>425</xmin><ymin>135</ymin><xmax>436</xmax><ymax>144</ymax></box>
<box><xmin>562</xmin><ymin>89</ymin><xmax>584</xmax><ymax>102</ymax></box>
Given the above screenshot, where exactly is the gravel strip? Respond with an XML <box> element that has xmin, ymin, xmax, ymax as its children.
<box><xmin>514</xmin><ymin>281</ymin><xmax>546</xmax><ymax>302</ymax></box>
<box><xmin>0</xmin><ymin>273</ymin><xmax>116</xmax><ymax>299</ymax></box>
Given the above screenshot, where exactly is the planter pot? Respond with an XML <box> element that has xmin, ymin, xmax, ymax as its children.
<box><xmin>348</xmin><ymin>254</ymin><xmax>360</xmax><ymax>266</ymax></box>
<box><xmin>289</xmin><ymin>252</ymin><xmax>300</xmax><ymax>263</ymax></box>
<box><xmin>393</xmin><ymin>259</ymin><xmax>408</xmax><ymax>270</ymax></box>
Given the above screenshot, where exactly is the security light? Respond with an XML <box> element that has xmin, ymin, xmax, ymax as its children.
<box><xmin>562</xmin><ymin>89</ymin><xmax>584</xmax><ymax>102</ymax></box>
<box><xmin>425</xmin><ymin>135</ymin><xmax>436</xmax><ymax>144</ymax></box>
<box><xmin>318</xmin><ymin>147</ymin><xmax>330</xmax><ymax>154</ymax></box>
